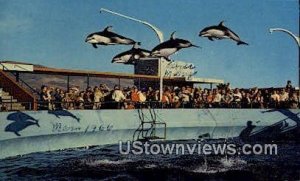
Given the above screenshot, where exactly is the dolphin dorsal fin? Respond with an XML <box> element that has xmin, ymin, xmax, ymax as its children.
<box><xmin>218</xmin><ymin>21</ymin><xmax>225</xmax><ymax>27</ymax></box>
<box><xmin>104</xmin><ymin>26</ymin><xmax>113</xmax><ymax>32</ymax></box>
<box><xmin>170</xmin><ymin>31</ymin><xmax>176</xmax><ymax>40</ymax></box>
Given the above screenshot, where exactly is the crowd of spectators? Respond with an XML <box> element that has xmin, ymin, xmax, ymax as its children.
<box><xmin>39</xmin><ymin>80</ymin><xmax>299</xmax><ymax>110</ymax></box>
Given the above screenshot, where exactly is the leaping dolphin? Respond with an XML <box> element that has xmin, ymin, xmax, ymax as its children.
<box><xmin>5</xmin><ymin>111</ymin><xmax>40</xmax><ymax>136</ymax></box>
<box><xmin>199</xmin><ymin>21</ymin><xmax>249</xmax><ymax>45</ymax></box>
<box><xmin>112</xmin><ymin>43</ymin><xmax>152</xmax><ymax>65</ymax></box>
<box><xmin>85</xmin><ymin>26</ymin><xmax>137</xmax><ymax>48</ymax></box>
<box><xmin>151</xmin><ymin>32</ymin><xmax>199</xmax><ymax>61</ymax></box>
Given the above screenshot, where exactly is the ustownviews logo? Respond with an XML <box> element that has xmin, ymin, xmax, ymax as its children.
<box><xmin>119</xmin><ymin>141</ymin><xmax>277</xmax><ymax>156</ymax></box>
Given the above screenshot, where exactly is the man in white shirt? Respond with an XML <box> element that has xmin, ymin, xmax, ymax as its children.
<box><xmin>112</xmin><ymin>85</ymin><xmax>126</xmax><ymax>102</ymax></box>
<box><xmin>111</xmin><ymin>85</ymin><xmax>126</xmax><ymax>109</ymax></box>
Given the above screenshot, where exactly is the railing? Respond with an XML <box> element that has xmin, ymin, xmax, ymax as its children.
<box><xmin>36</xmin><ymin>99</ymin><xmax>300</xmax><ymax>110</ymax></box>
<box><xmin>0</xmin><ymin>63</ymin><xmax>40</xmax><ymax>97</ymax></box>
<box><xmin>0</xmin><ymin>70</ymin><xmax>37</xmax><ymax>110</ymax></box>
<box><xmin>0</xmin><ymin>98</ymin><xmax>299</xmax><ymax>112</ymax></box>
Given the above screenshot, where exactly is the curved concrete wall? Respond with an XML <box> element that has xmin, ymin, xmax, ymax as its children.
<box><xmin>0</xmin><ymin>109</ymin><xmax>299</xmax><ymax>159</ymax></box>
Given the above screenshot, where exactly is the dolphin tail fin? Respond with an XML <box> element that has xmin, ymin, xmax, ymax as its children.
<box><xmin>35</xmin><ymin>120</ymin><xmax>40</xmax><ymax>127</ymax></box>
<box><xmin>237</xmin><ymin>41</ymin><xmax>249</xmax><ymax>46</ymax></box>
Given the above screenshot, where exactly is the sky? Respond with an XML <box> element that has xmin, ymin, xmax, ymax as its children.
<box><xmin>0</xmin><ymin>0</ymin><xmax>299</xmax><ymax>88</ymax></box>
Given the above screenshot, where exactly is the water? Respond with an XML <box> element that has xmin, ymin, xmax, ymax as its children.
<box><xmin>0</xmin><ymin>139</ymin><xmax>300</xmax><ymax>180</ymax></box>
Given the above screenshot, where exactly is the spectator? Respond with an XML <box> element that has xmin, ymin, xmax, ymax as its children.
<box><xmin>36</xmin><ymin>80</ymin><xmax>298</xmax><ymax>110</ymax></box>
<box><xmin>76</xmin><ymin>91</ymin><xmax>85</xmax><ymax>109</ymax></box>
<box><xmin>232</xmin><ymin>88</ymin><xmax>242</xmax><ymax>108</ymax></box>
<box><xmin>289</xmin><ymin>92</ymin><xmax>299</xmax><ymax>109</ymax></box>
<box><xmin>279</xmin><ymin>89</ymin><xmax>289</xmax><ymax>108</ymax></box>
<box><xmin>40</xmin><ymin>85</ymin><xmax>51</xmax><ymax>110</ymax></box>
<box><xmin>223</xmin><ymin>90</ymin><xmax>233</xmax><ymax>108</ymax></box>
<box><xmin>130</xmin><ymin>86</ymin><xmax>140</xmax><ymax>103</ymax></box>
<box><xmin>212</xmin><ymin>89</ymin><xmax>222</xmax><ymax>108</ymax></box>
<box><xmin>286</xmin><ymin>80</ymin><xmax>293</xmax><ymax>90</ymax></box>
<box><xmin>241</xmin><ymin>92</ymin><xmax>251</xmax><ymax>108</ymax></box>
<box><xmin>179</xmin><ymin>86</ymin><xmax>190</xmax><ymax>108</ymax></box>
<box><xmin>93</xmin><ymin>86</ymin><xmax>103</xmax><ymax>109</ymax></box>
<box><xmin>112</xmin><ymin>85</ymin><xmax>126</xmax><ymax>108</ymax></box>
<box><xmin>270</xmin><ymin>90</ymin><xmax>280</xmax><ymax>108</ymax></box>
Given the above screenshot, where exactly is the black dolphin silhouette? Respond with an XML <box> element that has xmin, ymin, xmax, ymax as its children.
<box><xmin>48</xmin><ymin>110</ymin><xmax>80</xmax><ymax>122</ymax></box>
<box><xmin>5</xmin><ymin>111</ymin><xmax>40</xmax><ymax>136</ymax></box>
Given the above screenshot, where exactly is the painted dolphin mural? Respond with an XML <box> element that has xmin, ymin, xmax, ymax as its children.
<box><xmin>199</xmin><ymin>21</ymin><xmax>249</xmax><ymax>45</ymax></box>
<box><xmin>48</xmin><ymin>110</ymin><xmax>80</xmax><ymax>122</ymax></box>
<box><xmin>85</xmin><ymin>26</ymin><xmax>137</xmax><ymax>48</ymax></box>
<box><xmin>5</xmin><ymin>111</ymin><xmax>40</xmax><ymax>136</ymax></box>
<box><xmin>112</xmin><ymin>43</ymin><xmax>151</xmax><ymax>64</ymax></box>
<box><xmin>151</xmin><ymin>32</ymin><xmax>199</xmax><ymax>61</ymax></box>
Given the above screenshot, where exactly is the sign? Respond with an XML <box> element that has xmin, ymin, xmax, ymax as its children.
<box><xmin>0</xmin><ymin>63</ymin><xmax>34</xmax><ymax>72</ymax></box>
<box><xmin>163</xmin><ymin>61</ymin><xmax>197</xmax><ymax>78</ymax></box>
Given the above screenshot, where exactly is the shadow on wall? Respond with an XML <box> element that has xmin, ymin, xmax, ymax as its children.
<box><xmin>48</xmin><ymin>110</ymin><xmax>80</xmax><ymax>122</ymax></box>
<box><xmin>5</xmin><ymin>111</ymin><xmax>40</xmax><ymax>136</ymax></box>
<box><xmin>239</xmin><ymin>109</ymin><xmax>300</xmax><ymax>142</ymax></box>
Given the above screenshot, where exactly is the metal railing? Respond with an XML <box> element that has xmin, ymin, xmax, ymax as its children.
<box><xmin>0</xmin><ymin>63</ymin><xmax>40</xmax><ymax>97</ymax></box>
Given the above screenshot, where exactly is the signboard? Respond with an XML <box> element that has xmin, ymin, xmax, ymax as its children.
<box><xmin>0</xmin><ymin>63</ymin><xmax>34</xmax><ymax>72</ymax></box>
<box><xmin>163</xmin><ymin>61</ymin><xmax>197</xmax><ymax>78</ymax></box>
<box><xmin>134</xmin><ymin>58</ymin><xmax>197</xmax><ymax>79</ymax></box>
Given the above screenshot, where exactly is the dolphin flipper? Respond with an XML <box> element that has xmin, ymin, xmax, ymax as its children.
<box><xmin>208</xmin><ymin>37</ymin><xmax>214</xmax><ymax>41</ymax></box>
<box><xmin>14</xmin><ymin>132</ymin><xmax>21</xmax><ymax>136</ymax></box>
<box><xmin>92</xmin><ymin>44</ymin><xmax>98</xmax><ymax>48</ymax></box>
<box><xmin>237</xmin><ymin>41</ymin><xmax>249</xmax><ymax>45</ymax></box>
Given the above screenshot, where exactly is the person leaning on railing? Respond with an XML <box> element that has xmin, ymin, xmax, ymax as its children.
<box><xmin>0</xmin><ymin>88</ymin><xmax>3</xmax><ymax>111</ymax></box>
<box><xmin>93</xmin><ymin>86</ymin><xmax>103</xmax><ymax>110</ymax></box>
<box><xmin>111</xmin><ymin>85</ymin><xmax>126</xmax><ymax>109</ymax></box>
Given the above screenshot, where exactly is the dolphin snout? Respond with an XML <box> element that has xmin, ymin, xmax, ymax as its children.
<box><xmin>191</xmin><ymin>44</ymin><xmax>201</xmax><ymax>48</ymax></box>
<box><xmin>199</xmin><ymin>31</ymin><xmax>207</xmax><ymax>37</ymax></box>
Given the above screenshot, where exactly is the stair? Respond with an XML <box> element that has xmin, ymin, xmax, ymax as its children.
<box><xmin>0</xmin><ymin>70</ymin><xmax>37</xmax><ymax>110</ymax></box>
<box><xmin>0</xmin><ymin>88</ymin><xmax>26</xmax><ymax>111</ymax></box>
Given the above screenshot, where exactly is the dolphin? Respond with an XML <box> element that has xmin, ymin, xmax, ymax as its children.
<box><xmin>7</xmin><ymin>111</ymin><xmax>39</xmax><ymax>123</ymax></box>
<box><xmin>151</xmin><ymin>32</ymin><xmax>199</xmax><ymax>61</ymax></box>
<box><xmin>5</xmin><ymin>120</ymin><xmax>40</xmax><ymax>136</ymax></box>
<box><xmin>5</xmin><ymin>111</ymin><xmax>40</xmax><ymax>136</ymax></box>
<box><xmin>199</xmin><ymin>21</ymin><xmax>249</xmax><ymax>45</ymax></box>
<box><xmin>48</xmin><ymin>110</ymin><xmax>80</xmax><ymax>122</ymax></box>
<box><xmin>85</xmin><ymin>26</ymin><xmax>137</xmax><ymax>48</ymax></box>
<box><xmin>112</xmin><ymin>43</ymin><xmax>152</xmax><ymax>64</ymax></box>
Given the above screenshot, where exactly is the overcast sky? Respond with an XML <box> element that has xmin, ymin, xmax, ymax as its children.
<box><xmin>0</xmin><ymin>0</ymin><xmax>299</xmax><ymax>88</ymax></box>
